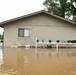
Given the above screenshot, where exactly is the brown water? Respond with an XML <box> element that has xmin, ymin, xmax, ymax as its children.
<box><xmin>0</xmin><ymin>48</ymin><xmax>76</xmax><ymax>75</ymax></box>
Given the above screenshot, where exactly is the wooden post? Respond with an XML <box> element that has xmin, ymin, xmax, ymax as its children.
<box><xmin>56</xmin><ymin>43</ymin><xmax>58</xmax><ymax>52</ymax></box>
<box><xmin>35</xmin><ymin>37</ymin><xmax>37</xmax><ymax>48</ymax></box>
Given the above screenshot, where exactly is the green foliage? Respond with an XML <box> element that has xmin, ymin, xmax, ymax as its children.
<box><xmin>43</xmin><ymin>0</ymin><xmax>67</xmax><ymax>18</ymax></box>
<box><xmin>0</xmin><ymin>35</ymin><xmax>3</xmax><ymax>41</ymax></box>
<box><xmin>43</xmin><ymin>0</ymin><xmax>76</xmax><ymax>22</ymax></box>
<box><xmin>66</xmin><ymin>0</ymin><xmax>76</xmax><ymax>22</ymax></box>
<box><xmin>47</xmin><ymin>45</ymin><xmax>52</xmax><ymax>48</ymax></box>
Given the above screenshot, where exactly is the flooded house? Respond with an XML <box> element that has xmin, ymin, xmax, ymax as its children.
<box><xmin>0</xmin><ymin>10</ymin><xmax>76</xmax><ymax>47</ymax></box>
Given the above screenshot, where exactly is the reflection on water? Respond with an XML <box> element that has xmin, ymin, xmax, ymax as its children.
<box><xmin>0</xmin><ymin>48</ymin><xmax>76</xmax><ymax>75</ymax></box>
<box><xmin>0</xmin><ymin>47</ymin><xmax>3</xmax><ymax>65</ymax></box>
<box><xmin>36</xmin><ymin>48</ymin><xmax>76</xmax><ymax>57</ymax></box>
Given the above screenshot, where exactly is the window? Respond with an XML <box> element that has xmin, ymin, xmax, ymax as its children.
<box><xmin>18</xmin><ymin>28</ymin><xmax>29</xmax><ymax>37</ymax></box>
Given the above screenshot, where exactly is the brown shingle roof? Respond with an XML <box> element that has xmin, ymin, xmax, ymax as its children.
<box><xmin>0</xmin><ymin>10</ymin><xmax>76</xmax><ymax>27</ymax></box>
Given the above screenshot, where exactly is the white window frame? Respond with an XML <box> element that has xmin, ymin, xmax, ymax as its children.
<box><xmin>18</xmin><ymin>28</ymin><xmax>30</xmax><ymax>37</ymax></box>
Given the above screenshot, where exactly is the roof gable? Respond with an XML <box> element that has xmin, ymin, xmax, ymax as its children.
<box><xmin>0</xmin><ymin>10</ymin><xmax>76</xmax><ymax>27</ymax></box>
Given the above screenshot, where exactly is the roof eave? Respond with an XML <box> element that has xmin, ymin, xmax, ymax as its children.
<box><xmin>0</xmin><ymin>10</ymin><xmax>76</xmax><ymax>26</ymax></box>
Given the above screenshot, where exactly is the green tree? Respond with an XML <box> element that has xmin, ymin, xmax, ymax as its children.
<box><xmin>67</xmin><ymin>0</ymin><xmax>76</xmax><ymax>22</ymax></box>
<box><xmin>43</xmin><ymin>0</ymin><xmax>76</xmax><ymax>22</ymax></box>
<box><xmin>0</xmin><ymin>34</ymin><xmax>3</xmax><ymax>41</ymax></box>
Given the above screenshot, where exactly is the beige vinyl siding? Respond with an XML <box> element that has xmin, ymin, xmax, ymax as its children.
<box><xmin>4</xmin><ymin>13</ymin><xmax>76</xmax><ymax>47</ymax></box>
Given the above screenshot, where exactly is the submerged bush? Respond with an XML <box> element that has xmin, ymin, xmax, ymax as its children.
<box><xmin>47</xmin><ymin>45</ymin><xmax>52</xmax><ymax>48</ymax></box>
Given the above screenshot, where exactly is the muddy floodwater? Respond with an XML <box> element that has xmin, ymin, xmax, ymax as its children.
<box><xmin>0</xmin><ymin>48</ymin><xmax>76</xmax><ymax>75</ymax></box>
